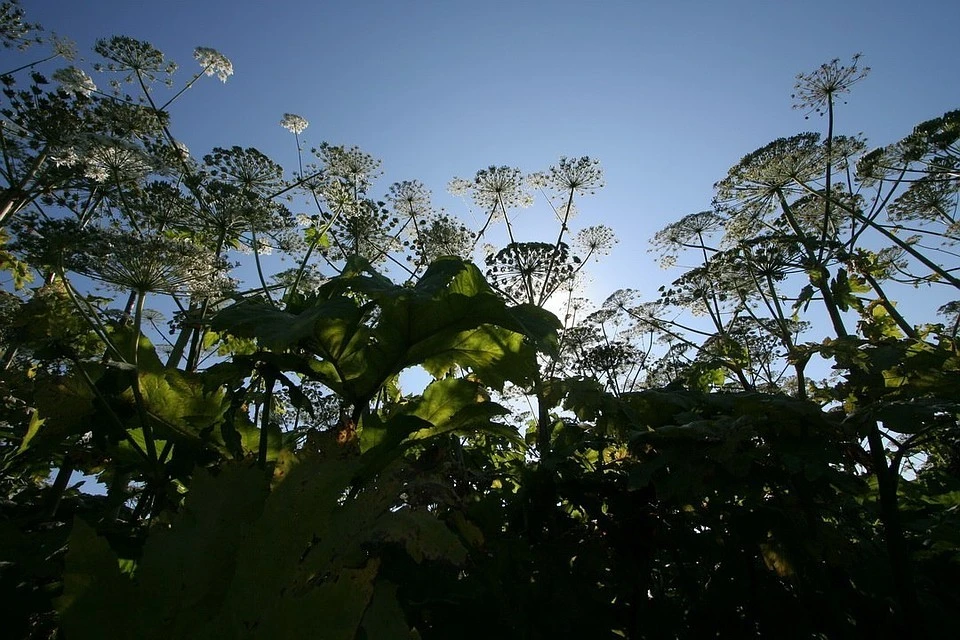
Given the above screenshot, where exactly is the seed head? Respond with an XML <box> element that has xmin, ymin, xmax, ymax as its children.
<box><xmin>792</xmin><ymin>54</ymin><xmax>869</xmax><ymax>116</ymax></box>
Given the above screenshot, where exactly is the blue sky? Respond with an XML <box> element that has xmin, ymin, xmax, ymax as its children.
<box><xmin>15</xmin><ymin>0</ymin><xmax>960</xmax><ymax>308</ymax></box>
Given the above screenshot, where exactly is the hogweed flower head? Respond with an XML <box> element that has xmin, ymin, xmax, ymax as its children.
<box><xmin>452</xmin><ymin>166</ymin><xmax>532</xmax><ymax>212</ymax></box>
<box><xmin>296</xmin><ymin>213</ymin><xmax>317</xmax><ymax>227</ymax></box>
<box><xmin>388</xmin><ymin>180</ymin><xmax>432</xmax><ymax>218</ymax></box>
<box><xmin>714</xmin><ymin>133</ymin><xmax>826</xmax><ymax>223</ymax></box>
<box><xmin>312</xmin><ymin>143</ymin><xmax>382</xmax><ymax>194</ymax></box>
<box><xmin>280</xmin><ymin>113</ymin><xmax>309</xmax><ymax>135</ymax></box>
<box><xmin>544</xmin><ymin>156</ymin><xmax>605</xmax><ymax>195</ymax></box>
<box><xmin>52</xmin><ymin>66</ymin><xmax>97</xmax><ymax>96</ymax></box>
<box><xmin>33</xmin><ymin>225</ymin><xmax>233</xmax><ymax>297</ymax></box>
<box><xmin>447</xmin><ymin>177</ymin><xmax>473</xmax><ymax>197</ymax></box>
<box><xmin>52</xmin><ymin>36</ymin><xmax>77</xmax><ymax>61</ymax></box>
<box><xmin>575</xmin><ymin>225</ymin><xmax>617</xmax><ymax>256</ymax></box>
<box><xmin>83</xmin><ymin>136</ymin><xmax>152</xmax><ymax>183</ymax></box>
<box><xmin>194</xmin><ymin>46</ymin><xmax>233</xmax><ymax>82</ymax></box>
<box><xmin>94</xmin><ymin>35</ymin><xmax>177</xmax><ymax>84</ymax></box>
<box><xmin>412</xmin><ymin>213</ymin><xmax>475</xmax><ymax>264</ymax></box>
<box><xmin>50</xmin><ymin>147</ymin><xmax>80</xmax><ymax>168</ymax></box>
<box><xmin>792</xmin><ymin>54</ymin><xmax>869</xmax><ymax>117</ymax></box>
<box><xmin>0</xmin><ymin>1</ymin><xmax>40</xmax><ymax>50</ymax></box>
<box><xmin>204</xmin><ymin>146</ymin><xmax>284</xmax><ymax>195</ymax></box>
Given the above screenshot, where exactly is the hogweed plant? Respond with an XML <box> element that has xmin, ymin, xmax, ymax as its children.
<box><xmin>2</xmin><ymin>10</ymin><xmax>958</xmax><ymax>636</ymax></box>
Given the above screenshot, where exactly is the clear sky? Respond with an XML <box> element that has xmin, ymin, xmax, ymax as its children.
<box><xmin>13</xmin><ymin>0</ymin><xmax>960</xmax><ymax>306</ymax></box>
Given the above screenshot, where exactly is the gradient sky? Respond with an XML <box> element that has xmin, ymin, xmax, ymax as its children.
<box><xmin>13</xmin><ymin>0</ymin><xmax>960</xmax><ymax>308</ymax></box>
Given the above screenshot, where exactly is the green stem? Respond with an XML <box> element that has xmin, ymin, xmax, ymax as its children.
<box><xmin>797</xmin><ymin>181</ymin><xmax>960</xmax><ymax>289</ymax></box>
<box><xmin>131</xmin><ymin>291</ymin><xmax>158</xmax><ymax>463</ymax></box>
<box><xmin>43</xmin><ymin>457</ymin><xmax>74</xmax><ymax>519</ymax></box>
<box><xmin>158</xmin><ymin>71</ymin><xmax>205</xmax><ymax>111</ymax></box>
<box><xmin>0</xmin><ymin>146</ymin><xmax>48</xmax><ymax>228</ymax></box>
<box><xmin>251</xmin><ymin>229</ymin><xmax>276</xmax><ymax>307</ymax></box>
<box><xmin>775</xmin><ymin>189</ymin><xmax>849</xmax><ymax>338</ymax></box>
<box><xmin>536</xmin><ymin>188</ymin><xmax>575</xmax><ymax>306</ymax></box>
<box><xmin>71</xmin><ymin>358</ymin><xmax>149</xmax><ymax>462</ymax></box>
<box><xmin>259</xmin><ymin>373</ymin><xmax>276</xmax><ymax>469</ymax></box>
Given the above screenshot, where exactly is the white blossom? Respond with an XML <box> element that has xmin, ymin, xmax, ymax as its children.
<box><xmin>280</xmin><ymin>113</ymin><xmax>309</xmax><ymax>134</ymax></box>
<box><xmin>52</xmin><ymin>66</ymin><xmax>97</xmax><ymax>96</ymax></box>
<box><xmin>194</xmin><ymin>46</ymin><xmax>233</xmax><ymax>82</ymax></box>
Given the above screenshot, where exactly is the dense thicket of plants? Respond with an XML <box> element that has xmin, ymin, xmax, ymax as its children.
<box><xmin>1</xmin><ymin>3</ymin><xmax>958</xmax><ymax>638</ymax></box>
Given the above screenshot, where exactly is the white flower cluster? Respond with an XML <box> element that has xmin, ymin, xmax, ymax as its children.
<box><xmin>575</xmin><ymin>225</ymin><xmax>617</xmax><ymax>256</ymax></box>
<box><xmin>280</xmin><ymin>113</ymin><xmax>309</xmax><ymax>135</ymax></box>
<box><xmin>387</xmin><ymin>180</ymin><xmax>432</xmax><ymax>218</ymax></box>
<box><xmin>83</xmin><ymin>137</ymin><xmax>152</xmax><ymax>183</ymax></box>
<box><xmin>450</xmin><ymin>166</ymin><xmax>533</xmax><ymax>211</ymax></box>
<box><xmin>52</xmin><ymin>66</ymin><xmax>97</xmax><ymax>96</ymax></box>
<box><xmin>194</xmin><ymin>46</ymin><xmax>233</xmax><ymax>82</ymax></box>
<box><xmin>316</xmin><ymin>144</ymin><xmax>382</xmax><ymax>192</ymax></box>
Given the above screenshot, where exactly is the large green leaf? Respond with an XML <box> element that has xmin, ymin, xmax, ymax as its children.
<box><xmin>211</xmin><ymin>258</ymin><xmax>559</xmax><ymax>405</ymax></box>
<box><xmin>57</xmin><ymin>519</ymin><xmax>134</xmax><ymax>640</ymax></box>
<box><xmin>133</xmin><ymin>369</ymin><xmax>229</xmax><ymax>442</ymax></box>
<box><xmin>56</xmin><ymin>456</ymin><xmax>437</xmax><ymax>639</ymax></box>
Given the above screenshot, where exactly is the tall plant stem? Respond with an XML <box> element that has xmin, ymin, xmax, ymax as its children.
<box><xmin>131</xmin><ymin>290</ymin><xmax>158</xmax><ymax>463</ymax></box>
<box><xmin>0</xmin><ymin>146</ymin><xmax>47</xmax><ymax>228</ymax></box>
<box><xmin>259</xmin><ymin>374</ymin><xmax>276</xmax><ymax>469</ymax></box>
<box><xmin>251</xmin><ymin>229</ymin><xmax>276</xmax><ymax>307</ymax></box>
<box><xmin>775</xmin><ymin>189</ymin><xmax>849</xmax><ymax>338</ymax></box>
<box><xmin>43</xmin><ymin>457</ymin><xmax>74</xmax><ymax>519</ymax></box>
<box><xmin>536</xmin><ymin>188</ymin><xmax>575</xmax><ymax>306</ymax></box>
<box><xmin>865</xmin><ymin>422</ymin><xmax>922</xmax><ymax>637</ymax></box>
<box><xmin>818</xmin><ymin>95</ymin><xmax>835</xmax><ymax>263</ymax></box>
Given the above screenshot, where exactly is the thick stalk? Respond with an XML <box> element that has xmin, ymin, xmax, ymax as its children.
<box><xmin>165</xmin><ymin>313</ymin><xmax>193</xmax><ymax>368</ymax></box>
<box><xmin>865</xmin><ymin>422</ymin><xmax>921</xmax><ymax>637</ymax></box>
<box><xmin>859</xmin><ymin>269</ymin><xmax>918</xmax><ymax>339</ymax></box>
<box><xmin>0</xmin><ymin>147</ymin><xmax>48</xmax><ymax>227</ymax></box>
<box><xmin>251</xmin><ymin>229</ymin><xmax>276</xmax><ymax>306</ymax></box>
<box><xmin>818</xmin><ymin>95</ymin><xmax>835</xmax><ymax>263</ymax></box>
<box><xmin>259</xmin><ymin>374</ymin><xmax>276</xmax><ymax>469</ymax></box>
<box><xmin>43</xmin><ymin>457</ymin><xmax>74</xmax><ymax>519</ymax></box>
<box><xmin>131</xmin><ymin>291</ymin><xmax>158</xmax><ymax>463</ymax></box>
<box><xmin>776</xmin><ymin>189</ymin><xmax>849</xmax><ymax>337</ymax></box>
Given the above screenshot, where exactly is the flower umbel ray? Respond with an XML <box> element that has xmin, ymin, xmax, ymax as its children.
<box><xmin>792</xmin><ymin>54</ymin><xmax>869</xmax><ymax>116</ymax></box>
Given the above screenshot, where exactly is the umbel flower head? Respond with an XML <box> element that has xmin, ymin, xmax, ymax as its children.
<box><xmin>194</xmin><ymin>46</ymin><xmax>233</xmax><ymax>82</ymax></box>
<box><xmin>204</xmin><ymin>146</ymin><xmax>284</xmax><ymax>195</ymax></box>
<box><xmin>94</xmin><ymin>35</ymin><xmax>177</xmax><ymax>84</ymax></box>
<box><xmin>77</xmin><ymin>229</ymin><xmax>232</xmax><ymax>296</ymax></box>
<box><xmin>411</xmin><ymin>213</ymin><xmax>475</xmax><ymax>265</ymax></box>
<box><xmin>575</xmin><ymin>225</ymin><xmax>617</xmax><ymax>257</ymax></box>
<box><xmin>314</xmin><ymin>143</ymin><xmax>382</xmax><ymax>192</ymax></box>
<box><xmin>542</xmin><ymin>156</ymin><xmax>605</xmax><ymax>195</ymax></box>
<box><xmin>52</xmin><ymin>66</ymin><xmax>97</xmax><ymax>96</ymax></box>
<box><xmin>280</xmin><ymin>113</ymin><xmax>309</xmax><ymax>135</ymax></box>
<box><xmin>449</xmin><ymin>166</ymin><xmax>533</xmax><ymax>211</ymax></box>
<box><xmin>388</xmin><ymin>180</ymin><xmax>432</xmax><ymax>218</ymax></box>
<box><xmin>0</xmin><ymin>1</ymin><xmax>40</xmax><ymax>50</ymax></box>
<box><xmin>792</xmin><ymin>54</ymin><xmax>869</xmax><ymax>116</ymax></box>
<box><xmin>82</xmin><ymin>135</ymin><xmax>153</xmax><ymax>184</ymax></box>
